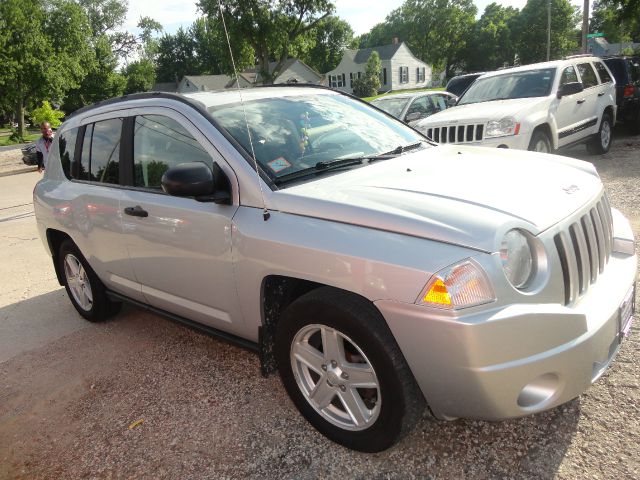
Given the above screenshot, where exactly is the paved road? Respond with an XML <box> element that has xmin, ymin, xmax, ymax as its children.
<box><xmin>0</xmin><ymin>144</ymin><xmax>26</xmax><ymax>153</ymax></box>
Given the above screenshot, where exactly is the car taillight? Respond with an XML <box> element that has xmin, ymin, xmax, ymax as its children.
<box><xmin>623</xmin><ymin>84</ymin><xmax>635</xmax><ymax>98</ymax></box>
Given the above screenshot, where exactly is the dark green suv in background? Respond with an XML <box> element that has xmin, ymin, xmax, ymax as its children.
<box><xmin>603</xmin><ymin>56</ymin><xmax>640</xmax><ymax>134</ymax></box>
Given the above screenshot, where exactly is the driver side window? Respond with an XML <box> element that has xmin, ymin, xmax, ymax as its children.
<box><xmin>560</xmin><ymin>66</ymin><xmax>578</xmax><ymax>86</ymax></box>
<box><xmin>133</xmin><ymin>115</ymin><xmax>212</xmax><ymax>189</ymax></box>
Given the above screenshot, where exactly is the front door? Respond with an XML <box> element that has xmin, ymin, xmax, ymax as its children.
<box><xmin>119</xmin><ymin>110</ymin><xmax>243</xmax><ymax>334</ymax></box>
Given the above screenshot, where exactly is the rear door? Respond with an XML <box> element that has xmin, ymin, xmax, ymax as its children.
<box><xmin>118</xmin><ymin>108</ymin><xmax>244</xmax><ymax>334</ymax></box>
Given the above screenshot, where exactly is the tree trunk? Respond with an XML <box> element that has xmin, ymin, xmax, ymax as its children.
<box><xmin>260</xmin><ymin>50</ymin><xmax>273</xmax><ymax>85</ymax></box>
<box><xmin>15</xmin><ymin>97</ymin><xmax>25</xmax><ymax>139</ymax></box>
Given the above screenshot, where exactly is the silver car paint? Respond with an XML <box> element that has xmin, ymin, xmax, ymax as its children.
<box><xmin>34</xmin><ymin>90</ymin><xmax>636</xmax><ymax>421</ymax></box>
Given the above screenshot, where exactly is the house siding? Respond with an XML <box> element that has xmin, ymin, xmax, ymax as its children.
<box><xmin>326</xmin><ymin>43</ymin><xmax>432</xmax><ymax>94</ymax></box>
<box><xmin>274</xmin><ymin>61</ymin><xmax>322</xmax><ymax>84</ymax></box>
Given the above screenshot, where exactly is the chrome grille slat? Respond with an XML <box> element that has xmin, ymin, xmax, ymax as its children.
<box><xmin>554</xmin><ymin>193</ymin><xmax>614</xmax><ymax>305</ymax></box>
<box><xmin>427</xmin><ymin>123</ymin><xmax>484</xmax><ymax>144</ymax></box>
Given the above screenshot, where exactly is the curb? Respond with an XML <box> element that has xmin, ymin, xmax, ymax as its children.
<box><xmin>0</xmin><ymin>166</ymin><xmax>38</xmax><ymax>178</ymax></box>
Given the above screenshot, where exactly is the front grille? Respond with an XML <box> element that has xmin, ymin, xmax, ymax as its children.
<box><xmin>554</xmin><ymin>194</ymin><xmax>614</xmax><ymax>305</ymax></box>
<box><xmin>426</xmin><ymin>124</ymin><xmax>484</xmax><ymax>144</ymax></box>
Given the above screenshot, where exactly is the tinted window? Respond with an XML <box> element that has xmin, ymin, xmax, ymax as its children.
<box><xmin>577</xmin><ymin>63</ymin><xmax>598</xmax><ymax>88</ymax></box>
<box><xmin>133</xmin><ymin>115</ymin><xmax>212</xmax><ymax>189</ymax></box>
<box><xmin>431</xmin><ymin>94</ymin><xmax>449</xmax><ymax>112</ymax></box>
<box><xmin>630</xmin><ymin>59</ymin><xmax>640</xmax><ymax>82</ymax></box>
<box><xmin>406</xmin><ymin>96</ymin><xmax>434</xmax><ymax>117</ymax></box>
<box><xmin>560</xmin><ymin>66</ymin><xmax>578</xmax><ymax>85</ymax></box>
<box><xmin>89</xmin><ymin>118</ymin><xmax>122</xmax><ymax>184</ymax></box>
<box><xmin>59</xmin><ymin>127</ymin><xmax>79</xmax><ymax>179</ymax></box>
<box><xmin>603</xmin><ymin>59</ymin><xmax>627</xmax><ymax>83</ymax></box>
<box><xmin>79</xmin><ymin>124</ymin><xmax>92</xmax><ymax>181</ymax></box>
<box><xmin>594</xmin><ymin>62</ymin><xmax>613</xmax><ymax>84</ymax></box>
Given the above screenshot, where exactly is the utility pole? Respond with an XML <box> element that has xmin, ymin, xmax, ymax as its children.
<box><xmin>582</xmin><ymin>0</ymin><xmax>589</xmax><ymax>53</ymax></box>
<box><xmin>547</xmin><ymin>0</ymin><xmax>551</xmax><ymax>61</ymax></box>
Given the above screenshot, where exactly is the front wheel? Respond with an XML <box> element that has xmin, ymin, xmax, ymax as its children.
<box><xmin>527</xmin><ymin>130</ymin><xmax>552</xmax><ymax>153</ymax></box>
<box><xmin>587</xmin><ymin>112</ymin><xmax>613</xmax><ymax>155</ymax></box>
<box><xmin>275</xmin><ymin>287</ymin><xmax>425</xmax><ymax>452</ymax></box>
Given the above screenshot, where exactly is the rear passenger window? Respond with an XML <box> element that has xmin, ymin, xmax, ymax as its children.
<box><xmin>58</xmin><ymin>127</ymin><xmax>79</xmax><ymax>179</ymax></box>
<box><xmin>89</xmin><ymin>119</ymin><xmax>122</xmax><ymax>184</ymax></box>
<box><xmin>594</xmin><ymin>62</ymin><xmax>613</xmax><ymax>84</ymax></box>
<box><xmin>133</xmin><ymin>115</ymin><xmax>212</xmax><ymax>189</ymax></box>
<box><xmin>577</xmin><ymin>63</ymin><xmax>598</xmax><ymax>88</ymax></box>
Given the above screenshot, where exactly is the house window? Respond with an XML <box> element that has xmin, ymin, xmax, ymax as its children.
<box><xmin>417</xmin><ymin>67</ymin><xmax>425</xmax><ymax>82</ymax></box>
<box><xmin>350</xmin><ymin>72</ymin><xmax>354</xmax><ymax>88</ymax></box>
<box><xmin>358</xmin><ymin>72</ymin><xmax>362</xmax><ymax>79</ymax></box>
<box><xmin>379</xmin><ymin>68</ymin><xmax>388</xmax><ymax>85</ymax></box>
<box><xmin>400</xmin><ymin>66</ymin><xmax>409</xmax><ymax>84</ymax></box>
<box><xmin>330</xmin><ymin>75</ymin><xmax>345</xmax><ymax>88</ymax></box>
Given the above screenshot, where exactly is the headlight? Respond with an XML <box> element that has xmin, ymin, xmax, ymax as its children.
<box><xmin>417</xmin><ymin>259</ymin><xmax>495</xmax><ymax>310</ymax></box>
<box><xmin>500</xmin><ymin>229</ymin><xmax>534</xmax><ymax>288</ymax></box>
<box><xmin>485</xmin><ymin>117</ymin><xmax>520</xmax><ymax>138</ymax></box>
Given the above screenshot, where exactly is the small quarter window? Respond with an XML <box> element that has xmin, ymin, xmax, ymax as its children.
<box><xmin>133</xmin><ymin>115</ymin><xmax>212</xmax><ymax>189</ymax></box>
<box><xmin>79</xmin><ymin>124</ymin><xmax>92</xmax><ymax>181</ymax></box>
<box><xmin>58</xmin><ymin>127</ymin><xmax>79</xmax><ymax>179</ymax></box>
<box><xmin>560</xmin><ymin>66</ymin><xmax>578</xmax><ymax>85</ymax></box>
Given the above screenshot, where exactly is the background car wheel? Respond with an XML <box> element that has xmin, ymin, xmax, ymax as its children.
<box><xmin>587</xmin><ymin>113</ymin><xmax>613</xmax><ymax>155</ymax></box>
<box><xmin>59</xmin><ymin>240</ymin><xmax>121</xmax><ymax>322</ymax></box>
<box><xmin>527</xmin><ymin>130</ymin><xmax>552</xmax><ymax>153</ymax></box>
<box><xmin>275</xmin><ymin>287</ymin><xmax>425</xmax><ymax>452</ymax></box>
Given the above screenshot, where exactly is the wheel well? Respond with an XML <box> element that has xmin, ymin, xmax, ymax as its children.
<box><xmin>258</xmin><ymin>276</ymin><xmax>327</xmax><ymax>376</ymax></box>
<box><xmin>603</xmin><ymin>105</ymin><xmax>615</xmax><ymax>124</ymax></box>
<box><xmin>46</xmin><ymin>229</ymin><xmax>73</xmax><ymax>286</ymax></box>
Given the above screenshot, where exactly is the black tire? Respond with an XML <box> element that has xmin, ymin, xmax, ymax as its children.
<box><xmin>275</xmin><ymin>287</ymin><xmax>425</xmax><ymax>452</ymax></box>
<box><xmin>587</xmin><ymin>112</ymin><xmax>613</xmax><ymax>155</ymax></box>
<box><xmin>59</xmin><ymin>239</ymin><xmax>121</xmax><ymax>322</ymax></box>
<box><xmin>527</xmin><ymin>129</ymin><xmax>552</xmax><ymax>153</ymax></box>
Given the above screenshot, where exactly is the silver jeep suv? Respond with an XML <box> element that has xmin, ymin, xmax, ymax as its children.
<box><xmin>34</xmin><ymin>87</ymin><xmax>636</xmax><ymax>452</ymax></box>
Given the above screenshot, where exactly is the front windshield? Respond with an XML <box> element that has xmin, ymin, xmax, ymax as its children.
<box><xmin>458</xmin><ymin>68</ymin><xmax>556</xmax><ymax>105</ymax></box>
<box><xmin>371</xmin><ymin>97</ymin><xmax>410</xmax><ymax>117</ymax></box>
<box><xmin>208</xmin><ymin>93</ymin><xmax>424</xmax><ymax>181</ymax></box>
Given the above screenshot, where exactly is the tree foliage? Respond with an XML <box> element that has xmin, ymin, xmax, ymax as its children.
<box><xmin>30</xmin><ymin>101</ymin><xmax>65</xmax><ymax>128</ymax></box>
<box><xmin>124</xmin><ymin>59</ymin><xmax>156</xmax><ymax>94</ymax></box>
<box><xmin>198</xmin><ymin>0</ymin><xmax>334</xmax><ymax>83</ymax></box>
<box><xmin>303</xmin><ymin>16</ymin><xmax>354</xmax><ymax>73</ymax></box>
<box><xmin>352</xmin><ymin>52</ymin><xmax>382</xmax><ymax>97</ymax></box>
<box><xmin>591</xmin><ymin>0</ymin><xmax>640</xmax><ymax>43</ymax></box>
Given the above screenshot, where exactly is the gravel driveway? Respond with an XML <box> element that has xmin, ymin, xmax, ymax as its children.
<box><xmin>1</xmin><ymin>132</ymin><xmax>638</xmax><ymax>479</ymax></box>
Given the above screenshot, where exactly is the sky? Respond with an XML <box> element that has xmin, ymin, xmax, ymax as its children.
<box><xmin>124</xmin><ymin>0</ymin><xmax>584</xmax><ymax>37</ymax></box>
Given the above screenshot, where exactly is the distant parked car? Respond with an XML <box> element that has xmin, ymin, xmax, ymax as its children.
<box><xmin>603</xmin><ymin>55</ymin><xmax>640</xmax><ymax>134</ymax></box>
<box><xmin>416</xmin><ymin>56</ymin><xmax>617</xmax><ymax>155</ymax></box>
<box><xmin>21</xmin><ymin>144</ymin><xmax>38</xmax><ymax>165</ymax></box>
<box><xmin>371</xmin><ymin>91</ymin><xmax>457</xmax><ymax>126</ymax></box>
<box><xmin>445</xmin><ymin>72</ymin><xmax>485</xmax><ymax>97</ymax></box>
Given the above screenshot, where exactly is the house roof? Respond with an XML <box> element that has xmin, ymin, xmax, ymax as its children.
<box><xmin>349</xmin><ymin>42</ymin><xmax>404</xmax><ymax>64</ymax></box>
<box><xmin>183</xmin><ymin>74</ymin><xmax>235</xmax><ymax>90</ymax></box>
<box><xmin>152</xmin><ymin>82</ymin><xmax>178</xmax><ymax>93</ymax></box>
<box><xmin>245</xmin><ymin>58</ymin><xmax>323</xmax><ymax>82</ymax></box>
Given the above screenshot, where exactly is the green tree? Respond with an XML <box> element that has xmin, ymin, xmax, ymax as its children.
<box><xmin>591</xmin><ymin>0</ymin><xmax>640</xmax><ymax>43</ymax></box>
<box><xmin>124</xmin><ymin>59</ymin><xmax>156</xmax><ymax>94</ymax></box>
<box><xmin>155</xmin><ymin>27</ymin><xmax>199</xmax><ymax>82</ymax></box>
<box><xmin>30</xmin><ymin>101</ymin><xmax>65</xmax><ymax>128</ymax></box>
<box><xmin>198</xmin><ymin>0</ymin><xmax>335</xmax><ymax>84</ymax></box>
<box><xmin>304</xmin><ymin>16</ymin><xmax>354</xmax><ymax>73</ymax></box>
<box><xmin>0</xmin><ymin>0</ymin><xmax>92</xmax><ymax>137</ymax></box>
<box><xmin>463</xmin><ymin>3</ymin><xmax>519</xmax><ymax>72</ymax></box>
<box><xmin>513</xmin><ymin>0</ymin><xmax>579</xmax><ymax>64</ymax></box>
<box><xmin>353</xmin><ymin>51</ymin><xmax>382</xmax><ymax>97</ymax></box>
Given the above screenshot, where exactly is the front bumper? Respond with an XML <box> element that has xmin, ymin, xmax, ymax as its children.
<box><xmin>377</xmin><ymin>249</ymin><xmax>636</xmax><ymax>421</ymax></box>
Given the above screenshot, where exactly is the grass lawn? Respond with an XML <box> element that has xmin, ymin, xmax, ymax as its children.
<box><xmin>0</xmin><ymin>132</ymin><xmax>40</xmax><ymax>146</ymax></box>
<box><xmin>363</xmin><ymin>87</ymin><xmax>445</xmax><ymax>102</ymax></box>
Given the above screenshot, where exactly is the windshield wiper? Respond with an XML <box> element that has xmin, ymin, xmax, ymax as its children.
<box><xmin>274</xmin><ymin>158</ymin><xmax>365</xmax><ymax>186</ymax></box>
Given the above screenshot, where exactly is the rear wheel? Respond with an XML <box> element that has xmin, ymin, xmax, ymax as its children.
<box><xmin>275</xmin><ymin>287</ymin><xmax>425</xmax><ymax>452</ymax></box>
<box><xmin>527</xmin><ymin>130</ymin><xmax>552</xmax><ymax>153</ymax></box>
<box><xmin>587</xmin><ymin>112</ymin><xmax>613</xmax><ymax>155</ymax></box>
<box><xmin>59</xmin><ymin>240</ymin><xmax>120</xmax><ymax>321</ymax></box>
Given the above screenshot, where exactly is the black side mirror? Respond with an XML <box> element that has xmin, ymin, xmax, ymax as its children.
<box><xmin>405</xmin><ymin>112</ymin><xmax>422</xmax><ymax>122</ymax></box>
<box><xmin>557</xmin><ymin>82</ymin><xmax>584</xmax><ymax>99</ymax></box>
<box><xmin>446</xmin><ymin>97</ymin><xmax>458</xmax><ymax>107</ymax></box>
<box><xmin>161</xmin><ymin>162</ymin><xmax>231</xmax><ymax>204</ymax></box>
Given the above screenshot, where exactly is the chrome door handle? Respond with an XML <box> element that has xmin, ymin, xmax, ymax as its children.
<box><xmin>577</xmin><ymin>99</ymin><xmax>586</xmax><ymax>104</ymax></box>
<box><xmin>124</xmin><ymin>206</ymin><xmax>148</xmax><ymax>218</ymax></box>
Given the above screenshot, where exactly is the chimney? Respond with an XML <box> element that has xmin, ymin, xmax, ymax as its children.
<box><xmin>392</xmin><ymin>37</ymin><xmax>399</xmax><ymax>45</ymax></box>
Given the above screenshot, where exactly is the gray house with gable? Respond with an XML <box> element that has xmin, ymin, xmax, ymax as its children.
<box><xmin>326</xmin><ymin>40</ymin><xmax>432</xmax><ymax>95</ymax></box>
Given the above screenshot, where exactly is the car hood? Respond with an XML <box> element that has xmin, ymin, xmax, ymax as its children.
<box><xmin>272</xmin><ymin>145</ymin><xmax>602</xmax><ymax>252</ymax></box>
<box><xmin>417</xmin><ymin>97</ymin><xmax>551</xmax><ymax>127</ymax></box>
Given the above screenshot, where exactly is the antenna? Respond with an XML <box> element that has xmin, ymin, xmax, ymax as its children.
<box><xmin>217</xmin><ymin>0</ymin><xmax>270</xmax><ymax>221</ymax></box>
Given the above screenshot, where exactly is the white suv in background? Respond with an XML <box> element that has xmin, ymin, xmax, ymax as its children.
<box><xmin>415</xmin><ymin>56</ymin><xmax>617</xmax><ymax>154</ymax></box>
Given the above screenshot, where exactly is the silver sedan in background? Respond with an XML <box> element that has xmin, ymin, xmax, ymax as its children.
<box><xmin>371</xmin><ymin>91</ymin><xmax>457</xmax><ymax>126</ymax></box>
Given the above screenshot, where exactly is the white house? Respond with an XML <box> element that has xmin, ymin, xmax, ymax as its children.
<box><xmin>326</xmin><ymin>40</ymin><xmax>432</xmax><ymax>94</ymax></box>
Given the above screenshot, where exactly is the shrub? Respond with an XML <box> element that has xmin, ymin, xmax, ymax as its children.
<box><xmin>30</xmin><ymin>101</ymin><xmax>65</xmax><ymax>128</ymax></box>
